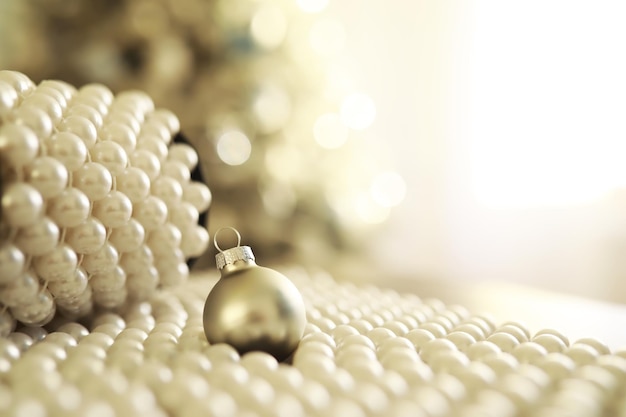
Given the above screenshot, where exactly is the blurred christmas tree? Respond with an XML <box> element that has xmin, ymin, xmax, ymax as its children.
<box><xmin>0</xmin><ymin>0</ymin><xmax>405</xmax><ymax>265</ymax></box>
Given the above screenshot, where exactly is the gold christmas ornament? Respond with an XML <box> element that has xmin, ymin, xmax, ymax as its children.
<box><xmin>203</xmin><ymin>227</ymin><xmax>306</xmax><ymax>361</ymax></box>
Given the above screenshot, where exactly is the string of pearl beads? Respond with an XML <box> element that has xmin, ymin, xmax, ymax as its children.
<box><xmin>0</xmin><ymin>70</ymin><xmax>211</xmax><ymax>329</ymax></box>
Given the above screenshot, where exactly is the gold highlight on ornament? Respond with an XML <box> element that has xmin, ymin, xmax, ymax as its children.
<box><xmin>203</xmin><ymin>227</ymin><xmax>307</xmax><ymax>362</ymax></box>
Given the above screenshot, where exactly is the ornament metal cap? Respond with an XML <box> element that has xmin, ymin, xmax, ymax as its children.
<box><xmin>214</xmin><ymin>227</ymin><xmax>256</xmax><ymax>270</ymax></box>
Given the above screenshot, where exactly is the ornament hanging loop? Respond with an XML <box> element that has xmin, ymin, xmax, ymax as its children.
<box><xmin>214</xmin><ymin>226</ymin><xmax>242</xmax><ymax>253</ymax></box>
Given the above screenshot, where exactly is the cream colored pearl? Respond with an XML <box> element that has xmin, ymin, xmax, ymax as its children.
<box><xmin>25</xmin><ymin>156</ymin><xmax>69</xmax><ymax>199</ymax></box>
<box><xmin>0</xmin><ymin>244</ymin><xmax>25</xmax><ymax>285</ymax></box>
<box><xmin>73</xmin><ymin>162</ymin><xmax>113</xmax><ymax>201</ymax></box>
<box><xmin>0</xmin><ymin>123</ymin><xmax>39</xmax><ymax>168</ymax></box>
<box><xmin>1</xmin><ymin>182</ymin><xmax>44</xmax><ymax>228</ymax></box>
<box><xmin>47</xmin><ymin>132</ymin><xmax>88</xmax><ymax>172</ymax></box>
<box><xmin>14</xmin><ymin>216</ymin><xmax>60</xmax><ymax>256</ymax></box>
<box><xmin>90</xmin><ymin>141</ymin><xmax>128</xmax><ymax>176</ymax></box>
<box><xmin>57</xmin><ymin>115</ymin><xmax>97</xmax><ymax>149</ymax></box>
<box><xmin>11</xmin><ymin>106</ymin><xmax>53</xmax><ymax>140</ymax></box>
<box><xmin>47</xmin><ymin>188</ymin><xmax>90</xmax><ymax>228</ymax></box>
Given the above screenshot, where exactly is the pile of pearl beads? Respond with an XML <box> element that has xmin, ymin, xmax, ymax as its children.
<box><xmin>2</xmin><ymin>269</ymin><xmax>626</xmax><ymax>417</ymax></box>
<box><xmin>0</xmin><ymin>70</ymin><xmax>211</xmax><ymax>328</ymax></box>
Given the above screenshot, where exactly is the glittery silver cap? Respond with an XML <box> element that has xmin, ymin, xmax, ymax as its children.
<box><xmin>215</xmin><ymin>246</ymin><xmax>255</xmax><ymax>270</ymax></box>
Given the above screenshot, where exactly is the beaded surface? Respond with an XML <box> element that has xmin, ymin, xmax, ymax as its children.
<box><xmin>0</xmin><ymin>70</ymin><xmax>211</xmax><ymax>328</ymax></box>
<box><xmin>1</xmin><ymin>269</ymin><xmax>626</xmax><ymax>417</ymax></box>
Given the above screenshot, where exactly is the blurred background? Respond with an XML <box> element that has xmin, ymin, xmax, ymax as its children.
<box><xmin>2</xmin><ymin>0</ymin><xmax>626</xmax><ymax>304</ymax></box>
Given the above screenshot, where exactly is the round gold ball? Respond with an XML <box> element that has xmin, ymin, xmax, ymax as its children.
<box><xmin>203</xmin><ymin>264</ymin><xmax>306</xmax><ymax>361</ymax></box>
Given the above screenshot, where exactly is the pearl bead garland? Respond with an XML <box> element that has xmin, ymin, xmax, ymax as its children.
<box><xmin>2</xmin><ymin>269</ymin><xmax>625</xmax><ymax>417</ymax></box>
<box><xmin>0</xmin><ymin>71</ymin><xmax>211</xmax><ymax>327</ymax></box>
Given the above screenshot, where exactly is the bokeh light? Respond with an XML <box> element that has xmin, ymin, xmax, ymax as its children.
<box><xmin>310</xmin><ymin>19</ymin><xmax>346</xmax><ymax>57</ymax></box>
<box><xmin>341</xmin><ymin>93</ymin><xmax>376</xmax><ymax>130</ymax></box>
<box><xmin>252</xmin><ymin>84</ymin><xmax>292</xmax><ymax>134</ymax></box>
<box><xmin>296</xmin><ymin>0</ymin><xmax>329</xmax><ymax>14</ymax></box>
<box><xmin>250</xmin><ymin>4</ymin><xmax>288</xmax><ymax>50</ymax></box>
<box><xmin>314</xmin><ymin>113</ymin><xmax>349</xmax><ymax>149</ymax></box>
<box><xmin>370</xmin><ymin>171</ymin><xmax>407</xmax><ymax>208</ymax></box>
<box><xmin>355</xmin><ymin>192</ymin><xmax>391</xmax><ymax>224</ymax></box>
<box><xmin>216</xmin><ymin>130</ymin><xmax>252</xmax><ymax>166</ymax></box>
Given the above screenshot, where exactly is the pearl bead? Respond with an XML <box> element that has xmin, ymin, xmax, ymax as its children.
<box><xmin>100</xmin><ymin>122</ymin><xmax>137</xmax><ymax>153</ymax></box>
<box><xmin>35</xmin><ymin>85</ymin><xmax>68</xmax><ymax>109</ymax></box>
<box><xmin>133</xmin><ymin>196</ymin><xmax>168</xmax><ymax>231</ymax></box>
<box><xmin>108</xmin><ymin>218</ymin><xmax>145</xmax><ymax>253</ymax></box>
<box><xmin>7</xmin><ymin>331</ymin><xmax>33</xmax><ymax>352</ymax></box>
<box><xmin>39</xmin><ymin>80</ymin><xmax>76</xmax><ymax>102</ymax></box>
<box><xmin>155</xmin><ymin>253</ymin><xmax>188</xmax><ymax>287</ymax></box>
<box><xmin>179</xmin><ymin>225</ymin><xmax>209</xmax><ymax>258</ymax></box>
<box><xmin>136</xmin><ymin>135</ymin><xmax>169</xmax><ymax>164</ymax></box>
<box><xmin>0</xmin><ymin>81</ymin><xmax>18</xmax><ymax>115</ymax></box>
<box><xmin>120</xmin><ymin>245</ymin><xmax>155</xmax><ymax>276</ymax></box>
<box><xmin>47</xmin><ymin>187</ymin><xmax>90</xmax><ymax>228</ymax></box>
<box><xmin>486</xmin><ymin>332</ymin><xmax>520</xmax><ymax>353</ymax></box>
<box><xmin>0</xmin><ymin>123</ymin><xmax>39</xmax><ymax>168</ymax></box>
<box><xmin>532</xmin><ymin>333</ymin><xmax>567</xmax><ymax>353</ymax></box>
<box><xmin>149</xmin><ymin>109</ymin><xmax>180</xmax><ymax>135</ymax></box>
<box><xmin>405</xmin><ymin>329</ymin><xmax>436</xmax><ymax>350</ymax></box>
<box><xmin>146</xmin><ymin>223</ymin><xmax>182</xmax><ymax>254</ymax></box>
<box><xmin>66</xmin><ymin>103</ymin><xmax>103</xmax><ymax>129</ymax></box>
<box><xmin>92</xmin><ymin>190</ymin><xmax>133</xmax><ymax>228</ymax></box>
<box><xmin>11</xmin><ymin>106</ymin><xmax>53</xmax><ymax>139</ymax></box>
<box><xmin>72</xmin><ymin>95</ymin><xmax>108</xmax><ymax>117</ymax></box>
<box><xmin>1</xmin><ymin>182</ymin><xmax>43</xmax><ymax>228</ymax></box>
<box><xmin>65</xmin><ymin>217</ymin><xmax>107</xmax><ymax>254</ymax></box>
<box><xmin>497</xmin><ymin>324</ymin><xmax>530</xmax><ymax>344</ymax></box>
<box><xmin>0</xmin><ymin>271</ymin><xmax>40</xmax><ymax>307</ymax></box>
<box><xmin>47</xmin><ymin>267</ymin><xmax>88</xmax><ymax>299</ymax></box>
<box><xmin>56</xmin><ymin>322</ymin><xmax>89</xmax><ymax>342</ymax></box>
<box><xmin>151</xmin><ymin>176</ymin><xmax>183</xmax><ymax>207</ymax></box>
<box><xmin>574</xmin><ymin>338</ymin><xmax>610</xmax><ymax>356</ymax></box>
<box><xmin>14</xmin><ymin>216</ymin><xmax>60</xmax><ymax>256</ymax></box>
<box><xmin>130</xmin><ymin>149</ymin><xmax>161</xmax><ymax>181</ymax></box>
<box><xmin>33</xmin><ymin>243</ymin><xmax>78</xmax><ymax>281</ymax></box>
<box><xmin>512</xmin><ymin>342</ymin><xmax>549</xmax><ymax>364</ymax></box>
<box><xmin>182</xmin><ymin>181</ymin><xmax>212</xmax><ymax>212</ymax></box>
<box><xmin>0</xmin><ymin>70</ymin><xmax>34</xmax><ymax>94</ymax></box>
<box><xmin>115</xmin><ymin>91</ymin><xmax>154</xmax><ymax>115</ymax></box>
<box><xmin>161</xmin><ymin>160</ymin><xmax>191</xmax><ymax>183</ymax></box>
<box><xmin>445</xmin><ymin>331</ymin><xmax>477</xmax><ymax>352</ymax></box>
<box><xmin>25</xmin><ymin>156</ymin><xmax>68</xmax><ymax>198</ymax></box>
<box><xmin>91</xmin><ymin>266</ymin><xmax>126</xmax><ymax>292</ymax></box>
<box><xmin>125</xmin><ymin>268</ymin><xmax>159</xmax><ymax>301</ymax></box>
<box><xmin>10</xmin><ymin>289</ymin><xmax>55</xmax><ymax>326</ymax></box>
<box><xmin>116</xmin><ymin>167</ymin><xmax>151</xmax><ymax>203</ymax></box>
<box><xmin>565</xmin><ymin>344</ymin><xmax>599</xmax><ymax>366</ymax></box>
<box><xmin>57</xmin><ymin>115</ymin><xmax>98</xmax><ymax>149</ymax></box>
<box><xmin>169</xmin><ymin>201</ymin><xmax>199</xmax><ymax>230</ymax></box>
<box><xmin>82</xmin><ymin>242</ymin><xmax>119</xmax><ymax>275</ymax></box>
<box><xmin>79</xmin><ymin>83</ymin><xmax>114</xmax><ymax>106</ymax></box>
<box><xmin>47</xmin><ymin>132</ymin><xmax>88</xmax><ymax>172</ymax></box>
<box><xmin>167</xmin><ymin>143</ymin><xmax>198</xmax><ymax>170</ymax></box>
<box><xmin>72</xmin><ymin>162</ymin><xmax>113</xmax><ymax>201</ymax></box>
<box><xmin>0</xmin><ymin>244</ymin><xmax>25</xmax><ymax>285</ymax></box>
<box><xmin>106</xmin><ymin>111</ymin><xmax>141</xmax><ymax>136</ymax></box>
<box><xmin>90</xmin><ymin>140</ymin><xmax>128</xmax><ymax>176</ymax></box>
<box><xmin>21</xmin><ymin>93</ymin><xmax>63</xmax><ymax>124</ymax></box>
<box><xmin>139</xmin><ymin>120</ymin><xmax>171</xmax><ymax>144</ymax></box>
